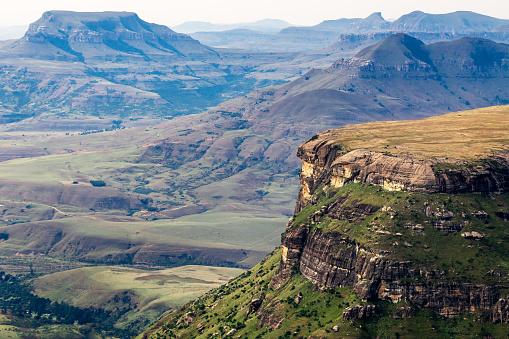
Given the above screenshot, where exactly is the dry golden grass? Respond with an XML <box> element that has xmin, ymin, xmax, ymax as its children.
<box><xmin>325</xmin><ymin>105</ymin><xmax>509</xmax><ymax>160</ymax></box>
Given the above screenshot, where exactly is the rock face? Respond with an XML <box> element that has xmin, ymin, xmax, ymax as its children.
<box><xmin>246</xmin><ymin>299</ymin><xmax>263</xmax><ymax>316</ymax></box>
<box><xmin>272</xmin><ymin>223</ymin><xmax>504</xmax><ymax>318</ymax></box>
<box><xmin>342</xmin><ymin>305</ymin><xmax>378</xmax><ymax>320</ymax></box>
<box><xmin>272</xmin><ymin>129</ymin><xmax>509</xmax><ymax>322</ymax></box>
<box><xmin>295</xmin><ymin>137</ymin><xmax>509</xmax><ymax>211</ymax></box>
<box><xmin>185</xmin><ymin>312</ymin><xmax>196</xmax><ymax>324</ymax></box>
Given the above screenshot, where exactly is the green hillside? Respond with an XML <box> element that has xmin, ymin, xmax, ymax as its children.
<box><xmin>141</xmin><ymin>105</ymin><xmax>509</xmax><ymax>338</ymax></box>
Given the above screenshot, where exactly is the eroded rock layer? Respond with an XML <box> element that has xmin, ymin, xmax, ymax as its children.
<box><xmin>296</xmin><ymin>136</ymin><xmax>509</xmax><ymax>212</ymax></box>
<box><xmin>273</xmin><ymin>130</ymin><xmax>509</xmax><ymax>322</ymax></box>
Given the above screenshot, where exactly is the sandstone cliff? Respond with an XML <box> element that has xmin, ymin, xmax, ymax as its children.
<box><xmin>140</xmin><ymin>107</ymin><xmax>509</xmax><ymax>338</ymax></box>
<box><xmin>272</xmin><ymin>114</ymin><xmax>509</xmax><ymax>323</ymax></box>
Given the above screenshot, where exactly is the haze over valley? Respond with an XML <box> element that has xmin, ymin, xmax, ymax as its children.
<box><xmin>0</xmin><ymin>7</ymin><xmax>508</xmax><ymax>338</ymax></box>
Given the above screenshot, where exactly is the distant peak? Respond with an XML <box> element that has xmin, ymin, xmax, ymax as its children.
<box><xmin>27</xmin><ymin>10</ymin><xmax>180</xmax><ymax>36</ymax></box>
<box><xmin>366</xmin><ymin>12</ymin><xmax>385</xmax><ymax>20</ymax></box>
<box><xmin>405</xmin><ymin>10</ymin><xmax>426</xmax><ymax>15</ymax></box>
<box><xmin>42</xmin><ymin>10</ymin><xmax>139</xmax><ymax>19</ymax></box>
<box><xmin>354</xmin><ymin>33</ymin><xmax>433</xmax><ymax>67</ymax></box>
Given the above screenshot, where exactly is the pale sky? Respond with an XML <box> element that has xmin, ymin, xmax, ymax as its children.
<box><xmin>1</xmin><ymin>0</ymin><xmax>508</xmax><ymax>27</ymax></box>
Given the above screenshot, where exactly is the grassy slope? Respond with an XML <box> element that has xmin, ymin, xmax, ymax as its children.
<box><xmin>141</xmin><ymin>183</ymin><xmax>508</xmax><ymax>337</ymax></box>
<box><xmin>0</xmin><ymin>314</ymin><xmax>99</xmax><ymax>339</ymax></box>
<box><xmin>142</xmin><ymin>248</ymin><xmax>509</xmax><ymax>339</ymax></box>
<box><xmin>0</xmin><ymin>123</ymin><xmax>295</xmax><ymax>268</ymax></box>
<box><xmin>0</xmin><ymin>207</ymin><xmax>286</xmax><ymax>268</ymax></box>
<box><xmin>34</xmin><ymin>265</ymin><xmax>244</xmax><ymax>334</ymax></box>
<box><xmin>294</xmin><ymin>182</ymin><xmax>509</xmax><ymax>283</ymax></box>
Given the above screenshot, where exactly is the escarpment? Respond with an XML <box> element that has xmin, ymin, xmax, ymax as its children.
<box><xmin>296</xmin><ymin>137</ymin><xmax>509</xmax><ymax>211</ymax></box>
<box><xmin>24</xmin><ymin>11</ymin><xmax>193</xmax><ymax>44</ymax></box>
<box><xmin>273</xmin><ymin>222</ymin><xmax>508</xmax><ymax>320</ymax></box>
<box><xmin>273</xmin><ymin>111</ymin><xmax>509</xmax><ymax>322</ymax></box>
<box><xmin>141</xmin><ymin>108</ymin><xmax>509</xmax><ymax>339</ymax></box>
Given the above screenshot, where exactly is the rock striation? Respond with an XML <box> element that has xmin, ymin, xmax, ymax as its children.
<box><xmin>295</xmin><ymin>136</ymin><xmax>509</xmax><ymax>211</ymax></box>
<box><xmin>24</xmin><ymin>11</ymin><xmax>193</xmax><ymax>44</ymax></box>
<box><xmin>272</xmin><ymin>126</ymin><xmax>509</xmax><ymax>322</ymax></box>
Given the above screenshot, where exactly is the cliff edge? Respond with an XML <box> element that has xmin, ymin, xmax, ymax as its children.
<box><xmin>141</xmin><ymin>105</ymin><xmax>509</xmax><ymax>338</ymax></box>
<box><xmin>274</xmin><ymin>105</ymin><xmax>509</xmax><ymax>320</ymax></box>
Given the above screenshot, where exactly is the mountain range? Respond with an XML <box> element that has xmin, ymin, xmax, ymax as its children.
<box><xmin>190</xmin><ymin>11</ymin><xmax>509</xmax><ymax>53</ymax></box>
<box><xmin>172</xmin><ymin>19</ymin><xmax>291</xmax><ymax>34</ymax></box>
<box><xmin>0</xmin><ymin>11</ymin><xmax>311</xmax><ymax>127</ymax></box>
<box><xmin>1</xmin><ymin>10</ymin><xmax>509</xmax><ymax>337</ymax></box>
<box><xmin>1</xmin><ymin>10</ymin><xmax>508</xmax><ymax>130</ymax></box>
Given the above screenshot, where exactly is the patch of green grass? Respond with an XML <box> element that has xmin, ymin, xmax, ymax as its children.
<box><xmin>0</xmin><ymin>313</ymin><xmax>102</xmax><ymax>338</ymax></box>
<box><xmin>34</xmin><ymin>265</ymin><xmax>245</xmax><ymax>334</ymax></box>
<box><xmin>142</xmin><ymin>247</ymin><xmax>509</xmax><ymax>339</ymax></box>
<box><xmin>291</xmin><ymin>182</ymin><xmax>509</xmax><ymax>284</ymax></box>
<box><xmin>0</xmin><ymin>208</ymin><xmax>287</xmax><ymax>270</ymax></box>
<box><xmin>321</xmin><ymin>105</ymin><xmax>509</xmax><ymax>160</ymax></box>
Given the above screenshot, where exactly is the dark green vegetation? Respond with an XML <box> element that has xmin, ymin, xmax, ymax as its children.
<box><xmin>0</xmin><ymin>264</ymin><xmax>242</xmax><ymax>338</ymax></box>
<box><xmin>142</xmin><ymin>248</ymin><xmax>509</xmax><ymax>338</ymax></box>
<box><xmin>33</xmin><ymin>265</ymin><xmax>244</xmax><ymax>338</ymax></box>
<box><xmin>0</xmin><ymin>271</ymin><xmax>124</xmax><ymax>338</ymax></box>
<box><xmin>294</xmin><ymin>182</ymin><xmax>509</xmax><ymax>283</ymax></box>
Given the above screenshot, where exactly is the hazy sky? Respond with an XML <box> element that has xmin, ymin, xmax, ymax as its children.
<box><xmin>2</xmin><ymin>0</ymin><xmax>508</xmax><ymax>27</ymax></box>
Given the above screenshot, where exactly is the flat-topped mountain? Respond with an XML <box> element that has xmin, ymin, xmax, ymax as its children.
<box><xmin>28</xmin><ymin>11</ymin><xmax>184</xmax><ymax>38</ymax></box>
<box><xmin>8</xmin><ymin>10</ymin><xmax>214</xmax><ymax>62</ymax></box>
<box><xmin>142</xmin><ymin>105</ymin><xmax>509</xmax><ymax>338</ymax></box>
<box><xmin>391</xmin><ymin>10</ymin><xmax>509</xmax><ymax>33</ymax></box>
<box><xmin>0</xmin><ymin>11</ymin><xmax>310</xmax><ymax>126</ymax></box>
<box><xmin>296</xmin><ymin>106</ymin><xmax>509</xmax><ymax>208</ymax></box>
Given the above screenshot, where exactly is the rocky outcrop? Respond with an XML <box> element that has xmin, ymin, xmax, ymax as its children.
<box><xmin>273</xmin><ymin>221</ymin><xmax>509</xmax><ymax>321</ymax></box>
<box><xmin>184</xmin><ymin>312</ymin><xmax>196</xmax><ymax>324</ymax></box>
<box><xmin>295</xmin><ymin>136</ymin><xmax>509</xmax><ymax>211</ymax></box>
<box><xmin>272</xmin><ymin>129</ymin><xmax>509</xmax><ymax>323</ymax></box>
<box><xmin>342</xmin><ymin>304</ymin><xmax>378</xmax><ymax>320</ymax></box>
<box><xmin>257</xmin><ymin>309</ymin><xmax>284</xmax><ymax>330</ymax></box>
<box><xmin>246</xmin><ymin>299</ymin><xmax>263</xmax><ymax>316</ymax></box>
<box><xmin>393</xmin><ymin>306</ymin><xmax>416</xmax><ymax>319</ymax></box>
<box><xmin>492</xmin><ymin>299</ymin><xmax>509</xmax><ymax>323</ymax></box>
<box><xmin>271</xmin><ymin>224</ymin><xmax>309</xmax><ymax>288</ymax></box>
